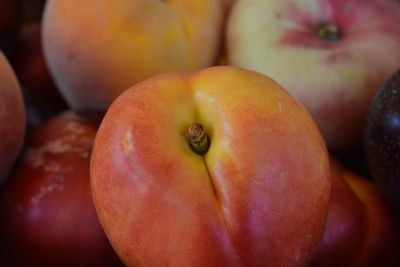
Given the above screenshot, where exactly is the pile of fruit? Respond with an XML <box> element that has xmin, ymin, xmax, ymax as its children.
<box><xmin>1</xmin><ymin>0</ymin><xmax>400</xmax><ymax>266</ymax></box>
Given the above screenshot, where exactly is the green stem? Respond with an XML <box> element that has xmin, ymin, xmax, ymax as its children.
<box><xmin>186</xmin><ymin>122</ymin><xmax>210</xmax><ymax>155</ymax></box>
<box><xmin>315</xmin><ymin>22</ymin><xmax>341</xmax><ymax>42</ymax></box>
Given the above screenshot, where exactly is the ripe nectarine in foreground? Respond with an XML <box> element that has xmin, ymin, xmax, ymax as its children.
<box><xmin>91</xmin><ymin>66</ymin><xmax>331</xmax><ymax>267</ymax></box>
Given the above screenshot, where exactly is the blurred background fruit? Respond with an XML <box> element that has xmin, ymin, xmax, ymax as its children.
<box><xmin>227</xmin><ymin>0</ymin><xmax>400</xmax><ymax>151</ymax></box>
<box><xmin>311</xmin><ymin>156</ymin><xmax>400</xmax><ymax>267</ymax></box>
<box><xmin>0</xmin><ymin>111</ymin><xmax>123</xmax><ymax>267</ymax></box>
<box><xmin>13</xmin><ymin>22</ymin><xmax>67</xmax><ymax>120</ymax></box>
<box><xmin>364</xmin><ymin>68</ymin><xmax>400</xmax><ymax>215</ymax></box>
<box><xmin>0</xmin><ymin>52</ymin><xmax>26</xmax><ymax>185</ymax></box>
<box><xmin>42</xmin><ymin>0</ymin><xmax>224</xmax><ymax>110</ymax></box>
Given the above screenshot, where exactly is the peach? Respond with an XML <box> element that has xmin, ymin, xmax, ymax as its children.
<box><xmin>90</xmin><ymin>66</ymin><xmax>331</xmax><ymax>266</ymax></box>
<box><xmin>42</xmin><ymin>0</ymin><xmax>224</xmax><ymax>110</ymax></box>
<box><xmin>227</xmin><ymin>0</ymin><xmax>400</xmax><ymax>150</ymax></box>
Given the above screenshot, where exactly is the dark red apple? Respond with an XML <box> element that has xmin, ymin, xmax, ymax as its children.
<box><xmin>0</xmin><ymin>111</ymin><xmax>123</xmax><ymax>267</ymax></box>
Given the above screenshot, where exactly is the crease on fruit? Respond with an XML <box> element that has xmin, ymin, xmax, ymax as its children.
<box><xmin>189</xmin><ymin>85</ymin><xmax>226</xmax><ymax>215</ymax></box>
<box><xmin>202</xmin><ymin>156</ymin><xmax>218</xmax><ymax>199</ymax></box>
<box><xmin>174</xmin><ymin>7</ymin><xmax>192</xmax><ymax>44</ymax></box>
<box><xmin>189</xmin><ymin>90</ymin><xmax>237</xmax><ymax>256</ymax></box>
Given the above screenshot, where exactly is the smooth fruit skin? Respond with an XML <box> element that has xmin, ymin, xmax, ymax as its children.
<box><xmin>310</xmin><ymin>170</ymin><xmax>367</xmax><ymax>267</ymax></box>
<box><xmin>343</xmin><ymin>176</ymin><xmax>400</xmax><ymax>267</ymax></box>
<box><xmin>42</xmin><ymin>0</ymin><xmax>223</xmax><ymax>110</ymax></box>
<box><xmin>0</xmin><ymin>52</ymin><xmax>26</xmax><ymax>184</ymax></box>
<box><xmin>0</xmin><ymin>111</ymin><xmax>124</xmax><ymax>267</ymax></box>
<box><xmin>364</xmin><ymin>68</ymin><xmax>400</xmax><ymax>214</ymax></box>
<box><xmin>322</xmin><ymin>160</ymin><xmax>400</xmax><ymax>267</ymax></box>
<box><xmin>227</xmin><ymin>0</ymin><xmax>400</xmax><ymax>150</ymax></box>
<box><xmin>318</xmin><ymin>157</ymin><xmax>400</xmax><ymax>267</ymax></box>
<box><xmin>91</xmin><ymin>66</ymin><xmax>331</xmax><ymax>267</ymax></box>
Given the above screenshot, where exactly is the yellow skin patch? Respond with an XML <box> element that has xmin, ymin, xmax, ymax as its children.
<box><xmin>122</xmin><ymin>130</ymin><xmax>133</xmax><ymax>155</ymax></box>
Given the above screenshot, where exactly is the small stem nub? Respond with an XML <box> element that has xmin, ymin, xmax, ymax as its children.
<box><xmin>186</xmin><ymin>122</ymin><xmax>210</xmax><ymax>155</ymax></box>
<box><xmin>315</xmin><ymin>22</ymin><xmax>341</xmax><ymax>42</ymax></box>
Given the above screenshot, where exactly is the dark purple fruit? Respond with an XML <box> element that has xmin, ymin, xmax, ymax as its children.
<box><xmin>364</xmin><ymin>68</ymin><xmax>400</xmax><ymax>214</ymax></box>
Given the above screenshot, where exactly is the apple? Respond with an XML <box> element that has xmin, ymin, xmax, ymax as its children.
<box><xmin>364</xmin><ymin>68</ymin><xmax>400</xmax><ymax>215</ymax></box>
<box><xmin>0</xmin><ymin>52</ymin><xmax>26</xmax><ymax>185</ymax></box>
<box><xmin>0</xmin><ymin>0</ymin><xmax>22</xmax><ymax>59</ymax></box>
<box><xmin>226</xmin><ymin>0</ymin><xmax>400</xmax><ymax>150</ymax></box>
<box><xmin>90</xmin><ymin>66</ymin><xmax>331</xmax><ymax>266</ymax></box>
<box><xmin>42</xmin><ymin>0</ymin><xmax>224</xmax><ymax>111</ymax></box>
<box><xmin>0</xmin><ymin>111</ymin><xmax>124</xmax><ymax>267</ymax></box>
<box><xmin>13</xmin><ymin>22</ymin><xmax>67</xmax><ymax>115</ymax></box>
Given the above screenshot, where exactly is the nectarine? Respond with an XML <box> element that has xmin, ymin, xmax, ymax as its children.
<box><xmin>227</xmin><ymin>0</ymin><xmax>400</xmax><ymax>150</ymax></box>
<box><xmin>0</xmin><ymin>52</ymin><xmax>26</xmax><ymax>184</ymax></box>
<box><xmin>312</xmin><ymin>157</ymin><xmax>400</xmax><ymax>267</ymax></box>
<box><xmin>91</xmin><ymin>66</ymin><xmax>331</xmax><ymax>267</ymax></box>
<box><xmin>0</xmin><ymin>111</ymin><xmax>123</xmax><ymax>267</ymax></box>
<box><xmin>43</xmin><ymin>0</ymin><xmax>224</xmax><ymax>110</ymax></box>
